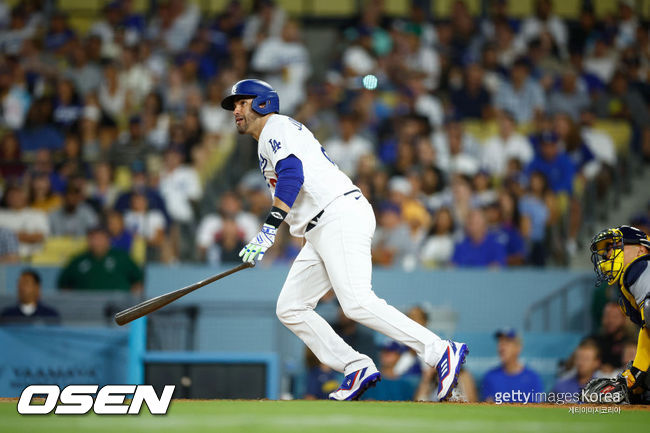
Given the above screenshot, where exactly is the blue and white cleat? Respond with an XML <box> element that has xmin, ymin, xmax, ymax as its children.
<box><xmin>436</xmin><ymin>340</ymin><xmax>469</xmax><ymax>401</ymax></box>
<box><xmin>328</xmin><ymin>365</ymin><xmax>381</xmax><ymax>401</ymax></box>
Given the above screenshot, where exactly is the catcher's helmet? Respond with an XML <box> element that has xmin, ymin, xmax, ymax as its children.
<box><xmin>221</xmin><ymin>79</ymin><xmax>279</xmax><ymax>115</ymax></box>
<box><xmin>590</xmin><ymin>225</ymin><xmax>650</xmax><ymax>285</ymax></box>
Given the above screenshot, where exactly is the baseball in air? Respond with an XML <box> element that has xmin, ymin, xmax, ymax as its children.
<box><xmin>362</xmin><ymin>74</ymin><xmax>378</xmax><ymax>90</ymax></box>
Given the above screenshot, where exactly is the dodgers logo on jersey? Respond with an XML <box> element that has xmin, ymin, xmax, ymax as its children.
<box><xmin>270</xmin><ymin>139</ymin><xmax>281</xmax><ymax>154</ymax></box>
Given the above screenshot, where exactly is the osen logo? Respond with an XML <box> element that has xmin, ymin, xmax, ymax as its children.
<box><xmin>17</xmin><ymin>384</ymin><xmax>175</xmax><ymax>415</ymax></box>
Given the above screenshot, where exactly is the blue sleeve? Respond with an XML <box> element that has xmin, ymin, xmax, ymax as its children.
<box><xmin>275</xmin><ymin>154</ymin><xmax>304</xmax><ymax>208</ymax></box>
<box><xmin>560</xmin><ymin>156</ymin><xmax>576</xmax><ymax>194</ymax></box>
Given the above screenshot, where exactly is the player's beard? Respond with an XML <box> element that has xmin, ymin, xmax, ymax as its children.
<box><xmin>235</xmin><ymin>113</ymin><xmax>253</xmax><ymax>134</ymax></box>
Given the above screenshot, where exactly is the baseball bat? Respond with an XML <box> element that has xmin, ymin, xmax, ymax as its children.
<box><xmin>114</xmin><ymin>261</ymin><xmax>255</xmax><ymax>326</ymax></box>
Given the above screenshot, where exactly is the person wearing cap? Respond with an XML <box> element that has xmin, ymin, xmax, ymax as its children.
<box><xmin>525</xmin><ymin>131</ymin><xmax>575</xmax><ymax>195</ymax></box>
<box><xmin>57</xmin><ymin>225</ymin><xmax>143</xmax><ymax>293</ymax></box>
<box><xmin>590</xmin><ymin>225</ymin><xmax>650</xmax><ymax>399</ymax></box>
<box><xmin>481</xmin><ymin>328</ymin><xmax>544</xmax><ymax>402</ymax></box>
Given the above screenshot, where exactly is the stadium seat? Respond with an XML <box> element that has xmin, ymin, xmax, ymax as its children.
<box><xmin>432</xmin><ymin>0</ymin><xmax>481</xmax><ymax>18</ymax></box>
<box><xmin>131</xmin><ymin>0</ymin><xmax>150</xmax><ymax>13</ymax></box>
<box><xmin>506</xmin><ymin>0</ymin><xmax>533</xmax><ymax>18</ymax></box>
<box><xmin>383</xmin><ymin>0</ymin><xmax>409</xmax><ymax>17</ymax></box>
<box><xmin>31</xmin><ymin>237</ymin><xmax>87</xmax><ymax>266</ymax></box>
<box><xmin>516</xmin><ymin>122</ymin><xmax>534</xmax><ymax>136</ymax></box>
<box><xmin>58</xmin><ymin>0</ymin><xmax>103</xmax><ymax>13</ymax></box>
<box><xmin>462</xmin><ymin>120</ymin><xmax>497</xmax><ymax>142</ymax></box>
<box><xmin>551</xmin><ymin>0</ymin><xmax>581</xmax><ymax>19</ymax></box>
<box><xmin>68</xmin><ymin>16</ymin><xmax>96</xmax><ymax>35</ymax></box>
<box><xmin>507</xmin><ymin>0</ymin><xmax>580</xmax><ymax>20</ymax></box>
<box><xmin>310</xmin><ymin>0</ymin><xmax>357</xmax><ymax>17</ymax></box>
<box><xmin>131</xmin><ymin>235</ymin><xmax>147</xmax><ymax>265</ymax></box>
<box><xmin>113</xmin><ymin>165</ymin><xmax>133</xmax><ymax>191</ymax></box>
<box><xmin>276</xmin><ymin>0</ymin><xmax>305</xmax><ymax>17</ymax></box>
<box><xmin>187</xmin><ymin>0</ymin><xmax>237</xmax><ymax>14</ymax></box>
<box><xmin>644</xmin><ymin>1</ymin><xmax>650</xmax><ymax>19</ymax></box>
<box><xmin>592</xmin><ymin>120</ymin><xmax>631</xmax><ymax>155</ymax></box>
<box><xmin>594</xmin><ymin>0</ymin><xmax>619</xmax><ymax>18</ymax></box>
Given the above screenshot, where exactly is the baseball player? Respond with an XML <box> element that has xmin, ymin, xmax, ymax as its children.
<box><xmin>589</xmin><ymin>225</ymin><xmax>650</xmax><ymax>402</ymax></box>
<box><xmin>221</xmin><ymin>79</ymin><xmax>468</xmax><ymax>401</ymax></box>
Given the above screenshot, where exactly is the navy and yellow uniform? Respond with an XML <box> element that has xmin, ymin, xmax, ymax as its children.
<box><xmin>591</xmin><ymin>225</ymin><xmax>650</xmax><ymax>395</ymax></box>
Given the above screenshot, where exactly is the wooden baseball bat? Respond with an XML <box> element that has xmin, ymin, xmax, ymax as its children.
<box><xmin>114</xmin><ymin>261</ymin><xmax>255</xmax><ymax>326</ymax></box>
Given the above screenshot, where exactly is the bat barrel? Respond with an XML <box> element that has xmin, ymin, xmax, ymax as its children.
<box><xmin>114</xmin><ymin>262</ymin><xmax>254</xmax><ymax>326</ymax></box>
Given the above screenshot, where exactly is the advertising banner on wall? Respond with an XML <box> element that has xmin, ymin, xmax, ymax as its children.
<box><xmin>0</xmin><ymin>326</ymin><xmax>129</xmax><ymax>397</ymax></box>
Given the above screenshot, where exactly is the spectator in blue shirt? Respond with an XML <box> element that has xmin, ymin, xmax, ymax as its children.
<box><xmin>526</xmin><ymin>131</ymin><xmax>576</xmax><ymax>195</ymax></box>
<box><xmin>551</xmin><ymin>339</ymin><xmax>601</xmax><ymax>400</ymax></box>
<box><xmin>106</xmin><ymin>210</ymin><xmax>133</xmax><ymax>253</ymax></box>
<box><xmin>17</xmin><ymin>98</ymin><xmax>64</xmax><ymax>154</ymax></box>
<box><xmin>452</xmin><ymin>208</ymin><xmax>507</xmax><ymax>267</ymax></box>
<box><xmin>481</xmin><ymin>328</ymin><xmax>545</xmax><ymax>402</ymax></box>
<box><xmin>44</xmin><ymin>12</ymin><xmax>75</xmax><ymax>53</ymax></box>
<box><xmin>485</xmin><ymin>193</ymin><xmax>527</xmax><ymax>266</ymax></box>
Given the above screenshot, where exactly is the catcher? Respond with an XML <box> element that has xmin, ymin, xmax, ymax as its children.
<box><xmin>586</xmin><ymin>225</ymin><xmax>650</xmax><ymax>404</ymax></box>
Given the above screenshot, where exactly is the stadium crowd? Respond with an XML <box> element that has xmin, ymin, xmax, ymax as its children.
<box><xmin>0</xmin><ymin>0</ymin><xmax>649</xmax><ymax>404</ymax></box>
<box><xmin>0</xmin><ymin>0</ymin><xmax>648</xmax><ymax>278</ymax></box>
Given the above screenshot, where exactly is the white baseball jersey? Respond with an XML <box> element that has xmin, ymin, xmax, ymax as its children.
<box><xmin>257</xmin><ymin>114</ymin><xmax>356</xmax><ymax>236</ymax></box>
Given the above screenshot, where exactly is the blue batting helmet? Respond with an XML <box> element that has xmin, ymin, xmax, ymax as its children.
<box><xmin>221</xmin><ymin>79</ymin><xmax>280</xmax><ymax>115</ymax></box>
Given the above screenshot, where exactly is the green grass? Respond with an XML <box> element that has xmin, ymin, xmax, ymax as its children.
<box><xmin>1</xmin><ymin>400</ymin><xmax>647</xmax><ymax>433</ymax></box>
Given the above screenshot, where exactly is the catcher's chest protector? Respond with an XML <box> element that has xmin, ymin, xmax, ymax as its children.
<box><xmin>618</xmin><ymin>255</ymin><xmax>650</xmax><ymax>326</ymax></box>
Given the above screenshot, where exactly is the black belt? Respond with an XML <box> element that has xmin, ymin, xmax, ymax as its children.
<box><xmin>305</xmin><ymin>189</ymin><xmax>360</xmax><ymax>232</ymax></box>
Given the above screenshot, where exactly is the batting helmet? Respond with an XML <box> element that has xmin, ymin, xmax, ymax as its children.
<box><xmin>221</xmin><ymin>79</ymin><xmax>280</xmax><ymax>115</ymax></box>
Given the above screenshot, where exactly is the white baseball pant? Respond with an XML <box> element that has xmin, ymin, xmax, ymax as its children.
<box><xmin>276</xmin><ymin>192</ymin><xmax>447</xmax><ymax>375</ymax></box>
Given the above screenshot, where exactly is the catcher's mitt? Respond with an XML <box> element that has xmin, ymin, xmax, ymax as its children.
<box><xmin>581</xmin><ymin>377</ymin><xmax>629</xmax><ymax>405</ymax></box>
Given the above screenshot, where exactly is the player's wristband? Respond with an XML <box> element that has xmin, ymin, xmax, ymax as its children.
<box><xmin>265</xmin><ymin>206</ymin><xmax>288</xmax><ymax>229</ymax></box>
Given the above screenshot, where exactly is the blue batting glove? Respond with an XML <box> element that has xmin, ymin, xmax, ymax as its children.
<box><xmin>239</xmin><ymin>224</ymin><xmax>277</xmax><ymax>263</ymax></box>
